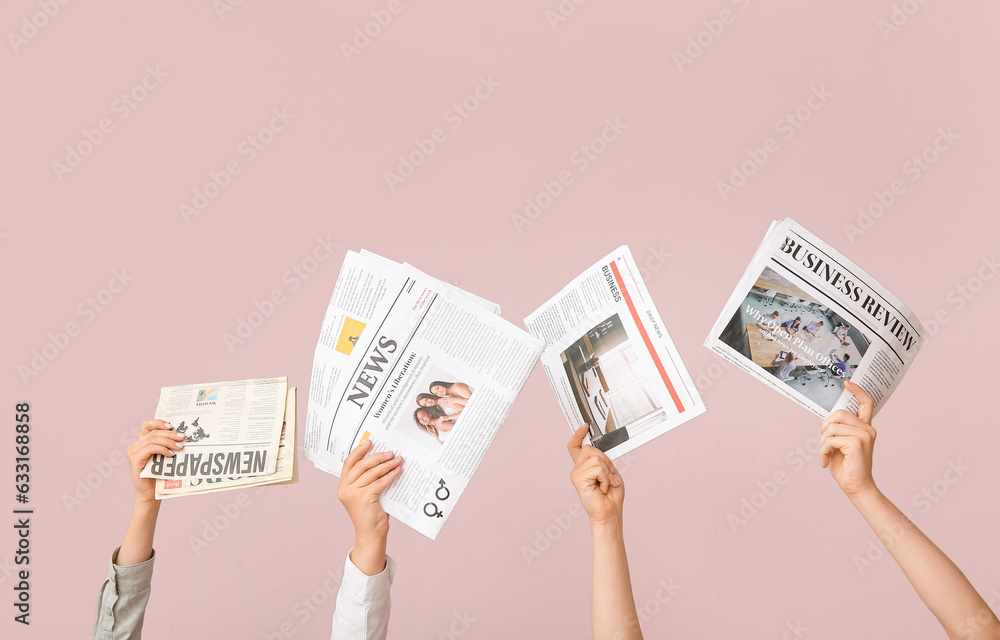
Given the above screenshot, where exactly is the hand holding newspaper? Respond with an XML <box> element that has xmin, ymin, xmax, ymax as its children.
<box><xmin>140</xmin><ymin>377</ymin><xmax>288</xmax><ymax>482</ymax></box>
<box><xmin>306</xmin><ymin>251</ymin><xmax>544</xmax><ymax>540</ymax></box>
<box><xmin>704</xmin><ymin>218</ymin><xmax>926</xmax><ymax>417</ymax></box>
<box><xmin>155</xmin><ymin>388</ymin><xmax>297</xmax><ymax>499</ymax></box>
<box><xmin>525</xmin><ymin>246</ymin><xmax>706</xmax><ymax>459</ymax></box>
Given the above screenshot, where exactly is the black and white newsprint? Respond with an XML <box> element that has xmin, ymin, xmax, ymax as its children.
<box><xmin>705</xmin><ymin>218</ymin><xmax>925</xmax><ymax>417</ymax></box>
<box><xmin>306</xmin><ymin>250</ymin><xmax>543</xmax><ymax>540</ymax></box>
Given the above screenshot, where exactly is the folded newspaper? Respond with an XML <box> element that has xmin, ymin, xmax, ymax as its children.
<box><xmin>140</xmin><ymin>377</ymin><xmax>288</xmax><ymax>482</ymax></box>
<box><xmin>155</xmin><ymin>388</ymin><xmax>297</xmax><ymax>499</ymax></box>
<box><xmin>306</xmin><ymin>250</ymin><xmax>544</xmax><ymax>540</ymax></box>
<box><xmin>524</xmin><ymin>246</ymin><xmax>707</xmax><ymax>459</ymax></box>
<box><xmin>705</xmin><ymin>218</ymin><xmax>926</xmax><ymax>417</ymax></box>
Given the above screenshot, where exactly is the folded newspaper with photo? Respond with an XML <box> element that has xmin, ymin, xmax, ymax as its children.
<box><xmin>524</xmin><ymin>246</ymin><xmax>707</xmax><ymax>459</ymax></box>
<box><xmin>307</xmin><ymin>251</ymin><xmax>544</xmax><ymax>540</ymax></box>
<box><xmin>140</xmin><ymin>377</ymin><xmax>288</xmax><ymax>481</ymax></box>
<box><xmin>704</xmin><ymin>218</ymin><xmax>926</xmax><ymax>417</ymax></box>
<box><xmin>304</xmin><ymin>250</ymin><xmax>501</xmax><ymax>472</ymax></box>
<box><xmin>155</xmin><ymin>387</ymin><xmax>298</xmax><ymax>499</ymax></box>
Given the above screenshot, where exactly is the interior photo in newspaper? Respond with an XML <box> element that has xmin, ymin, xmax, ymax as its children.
<box><xmin>140</xmin><ymin>377</ymin><xmax>288</xmax><ymax>481</ymax></box>
<box><xmin>705</xmin><ymin>218</ymin><xmax>926</xmax><ymax>417</ymax></box>
<box><xmin>156</xmin><ymin>387</ymin><xmax>298</xmax><ymax>499</ymax></box>
<box><xmin>306</xmin><ymin>250</ymin><xmax>544</xmax><ymax>539</ymax></box>
<box><xmin>524</xmin><ymin>246</ymin><xmax>706</xmax><ymax>459</ymax></box>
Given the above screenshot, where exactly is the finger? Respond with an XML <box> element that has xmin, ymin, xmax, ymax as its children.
<box><xmin>341</xmin><ymin>439</ymin><xmax>373</xmax><ymax>480</ymax></box>
<box><xmin>136</xmin><ymin>433</ymin><xmax>187</xmax><ymax>454</ymax></box>
<box><xmin>567</xmin><ymin>423</ymin><xmax>589</xmax><ymax>461</ymax></box>
<box><xmin>581</xmin><ymin>457</ymin><xmax>612</xmax><ymax>495</ymax></box>
<box><xmin>368</xmin><ymin>462</ymin><xmax>404</xmax><ymax>495</ymax></box>
<box><xmin>821</xmin><ymin>422</ymin><xmax>873</xmax><ymax>442</ymax></box>
<box><xmin>346</xmin><ymin>449</ymin><xmax>396</xmax><ymax>484</ymax></box>
<box><xmin>355</xmin><ymin>454</ymin><xmax>403</xmax><ymax>488</ymax></box>
<box><xmin>134</xmin><ymin>442</ymin><xmax>177</xmax><ymax>463</ymax></box>
<box><xmin>821</xmin><ymin>414</ymin><xmax>875</xmax><ymax>439</ymax></box>
<box><xmin>140</xmin><ymin>419</ymin><xmax>172</xmax><ymax>437</ymax></box>
<box><xmin>579</xmin><ymin>445</ymin><xmax>620</xmax><ymax>486</ymax></box>
<box><xmin>844</xmin><ymin>380</ymin><xmax>875</xmax><ymax>424</ymax></box>
<box><xmin>819</xmin><ymin>435</ymin><xmax>857</xmax><ymax>468</ymax></box>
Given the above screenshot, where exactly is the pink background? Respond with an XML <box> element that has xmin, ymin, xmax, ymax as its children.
<box><xmin>3</xmin><ymin>1</ymin><xmax>1000</xmax><ymax>637</ymax></box>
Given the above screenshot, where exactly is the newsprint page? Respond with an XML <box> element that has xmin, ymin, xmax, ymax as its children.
<box><xmin>705</xmin><ymin>218</ymin><xmax>926</xmax><ymax>417</ymax></box>
<box><xmin>525</xmin><ymin>246</ymin><xmax>706</xmax><ymax>459</ymax></box>
<box><xmin>140</xmin><ymin>377</ymin><xmax>288</xmax><ymax>481</ymax></box>
<box><xmin>306</xmin><ymin>251</ymin><xmax>543</xmax><ymax>539</ymax></box>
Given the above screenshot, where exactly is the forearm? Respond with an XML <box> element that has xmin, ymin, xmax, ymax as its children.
<box><xmin>591</xmin><ymin>519</ymin><xmax>643</xmax><ymax>640</ymax></box>
<box><xmin>852</xmin><ymin>489</ymin><xmax>1000</xmax><ymax>639</ymax></box>
<box><xmin>117</xmin><ymin>499</ymin><xmax>160</xmax><ymax>567</ymax></box>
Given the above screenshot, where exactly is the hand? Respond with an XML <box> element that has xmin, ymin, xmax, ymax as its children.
<box><xmin>126</xmin><ymin>420</ymin><xmax>186</xmax><ymax>505</ymax></box>
<box><xmin>568</xmin><ymin>424</ymin><xmax>623</xmax><ymax>529</ymax></box>
<box><xmin>337</xmin><ymin>440</ymin><xmax>403</xmax><ymax>575</ymax></box>
<box><xmin>820</xmin><ymin>380</ymin><xmax>878</xmax><ymax>499</ymax></box>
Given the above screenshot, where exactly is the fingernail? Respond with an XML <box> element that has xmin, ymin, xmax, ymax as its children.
<box><xmin>385</xmin><ymin>451</ymin><xmax>394</xmax><ymax>459</ymax></box>
<box><xmin>167</xmin><ymin>450</ymin><xmax>175</xmax><ymax>457</ymax></box>
<box><xmin>395</xmin><ymin>455</ymin><xmax>403</xmax><ymax>462</ymax></box>
<box><xmin>612</xmin><ymin>475</ymin><xmax>620</xmax><ymax>486</ymax></box>
<box><xmin>176</xmin><ymin>440</ymin><xmax>185</xmax><ymax>448</ymax></box>
<box><xmin>362</xmin><ymin>440</ymin><xmax>371</xmax><ymax>448</ymax></box>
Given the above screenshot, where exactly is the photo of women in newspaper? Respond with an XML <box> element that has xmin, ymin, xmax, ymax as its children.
<box><xmin>559</xmin><ymin>314</ymin><xmax>665</xmax><ymax>452</ymax></box>
<box><xmin>716</xmin><ymin>266</ymin><xmax>872</xmax><ymax>411</ymax></box>
<box><xmin>392</xmin><ymin>367</ymin><xmax>474</xmax><ymax>451</ymax></box>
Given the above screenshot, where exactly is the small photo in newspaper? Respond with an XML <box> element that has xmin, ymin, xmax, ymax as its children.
<box><xmin>718</xmin><ymin>265</ymin><xmax>872</xmax><ymax>413</ymax></box>
<box><xmin>397</xmin><ymin>366</ymin><xmax>472</xmax><ymax>451</ymax></box>
<box><xmin>705</xmin><ymin>218</ymin><xmax>926</xmax><ymax>418</ymax></box>
<box><xmin>558</xmin><ymin>313</ymin><xmax>667</xmax><ymax>451</ymax></box>
<box><xmin>526</xmin><ymin>245</ymin><xmax>707</xmax><ymax>459</ymax></box>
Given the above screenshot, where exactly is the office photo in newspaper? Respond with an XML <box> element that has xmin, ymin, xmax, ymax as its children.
<box><xmin>307</xmin><ymin>251</ymin><xmax>543</xmax><ymax>540</ymax></box>
<box><xmin>704</xmin><ymin>218</ymin><xmax>926</xmax><ymax>417</ymax></box>
<box><xmin>156</xmin><ymin>387</ymin><xmax>298</xmax><ymax>499</ymax></box>
<box><xmin>140</xmin><ymin>377</ymin><xmax>288</xmax><ymax>481</ymax></box>
<box><xmin>525</xmin><ymin>245</ymin><xmax>706</xmax><ymax>459</ymax></box>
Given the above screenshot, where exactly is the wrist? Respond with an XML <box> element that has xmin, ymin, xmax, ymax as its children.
<box><xmin>351</xmin><ymin>533</ymin><xmax>388</xmax><ymax>577</ymax></box>
<box><xmin>132</xmin><ymin>497</ymin><xmax>160</xmax><ymax>518</ymax></box>
<box><xmin>847</xmin><ymin>485</ymin><xmax>883</xmax><ymax>511</ymax></box>
<box><xmin>590</xmin><ymin>514</ymin><xmax>624</xmax><ymax>539</ymax></box>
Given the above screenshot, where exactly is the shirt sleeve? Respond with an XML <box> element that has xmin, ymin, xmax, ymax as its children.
<box><xmin>330</xmin><ymin>552</ymin><xmax>395</xmax><ymax>640</ymax></box>
<box><xmin>93</xmin><ymin>548</ymin><xmax>155</xmax><ymax>640</ymax></box>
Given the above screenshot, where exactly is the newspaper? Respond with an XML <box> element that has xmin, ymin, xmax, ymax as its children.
<box><xmin>155</xmin><ymin>387</ymin><xmax>297</xmax><ymax>499</ymax></box>
<box><xmin>140</xmin><ymin>377</ymin><xmax>288</xmax><ymax>481</ymax></box>
<box><xmin>705</xmin><ymin>218</ymin><xmax>926</xmax><ymax>417</ymax></box>
<box><xmin>524</xmin><ymin>246</ymin><xmax>707</xmax><ymax>459</ymax></box>
<box><xmin>307</xmin><ymin>251</ymin><xmax>544</xmax><ymax>540</ymax></box>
